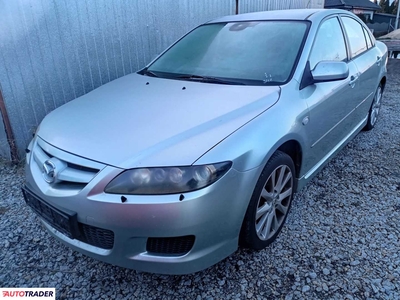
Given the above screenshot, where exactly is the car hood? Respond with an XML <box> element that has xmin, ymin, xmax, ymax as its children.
<box><xmin>38</xmin><ymin>74</ymin><xmax>280</xmax><ymax>169</ymax></box>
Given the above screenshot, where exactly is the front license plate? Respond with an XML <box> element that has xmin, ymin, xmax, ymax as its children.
<box><xmin>21</xmin><ymin>187</ymin><xmax>79</xmax><ymax>239</ymax></box>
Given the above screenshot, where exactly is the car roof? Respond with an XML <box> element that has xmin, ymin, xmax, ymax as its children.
<box><xmin>207</xmin><ymin>9</ymin><xmax>352</xmax><ymax>23</ymax></box>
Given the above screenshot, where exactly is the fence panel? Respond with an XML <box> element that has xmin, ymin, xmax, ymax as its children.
<box><xmin>0</xmin><ymin>0</ymin><xmax>235</xmax><ymax>158</ymax></box>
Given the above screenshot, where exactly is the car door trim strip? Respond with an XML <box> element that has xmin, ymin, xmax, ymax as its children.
<box><xmin>304</xmin><ymin>115</ymin><xmax>368</xmax><ymax>180</ymax></box>
<box><xmin>311</xmin><ymin>92</ymin><xmax>373</xmax><ymax>148</ymax></box>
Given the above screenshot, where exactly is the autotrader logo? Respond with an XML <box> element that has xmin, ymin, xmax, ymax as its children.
<box><xmin>0</xmin><ymin>288</ymin><xmax>55</xmax><ymax>299</ymax></box>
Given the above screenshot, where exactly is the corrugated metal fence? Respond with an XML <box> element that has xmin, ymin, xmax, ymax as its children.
<box><xmin>0</xmin><ymin>0</ymin><xmax>324</xmax><ymax>161</ymax></box>
<box><xmin>239</xmin><ymin>0</ymin><xmax>324</xmax><ymax>12</ymax></box>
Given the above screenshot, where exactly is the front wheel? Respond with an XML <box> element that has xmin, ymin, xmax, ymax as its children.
<box><xmin>240</xmin><ymin>151</ymin><xmax>295</xmax><ymax>250</ymax></box>
<box><xmin>364</xmin><ymin>83</ymin><xmax>383</xmax><ymax>131</ymax></box>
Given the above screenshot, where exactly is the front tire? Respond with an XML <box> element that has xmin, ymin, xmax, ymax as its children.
<box><xmin>364</xmin><ymin>83</ymin><xmax>383</xmax><ymax>131</ymax></box>
<box><xmin>240</xmin><ymin>151</ymin><xmax>295</xmax><ymax>250</ymax></box>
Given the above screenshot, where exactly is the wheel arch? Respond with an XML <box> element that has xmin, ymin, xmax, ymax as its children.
<box><xmin>380</xmin><ymin>76</ymin><xmax>386</xmax><ymax>90</ymax></box>
<box><xmin>255</xmin><ymin>137</ymin><xmax>304</xmax><ymax>193</ymax></box>
<box><xmin>276</xmin><ymin>140</ymin><xmax>302</xmax><ymax>181</ymax></box>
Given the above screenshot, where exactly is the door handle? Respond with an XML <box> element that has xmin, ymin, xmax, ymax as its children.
<box><xmin>349</xmin><ymin>75</ymin><xmax>358</xmax><ymax>87</ymax></box>
<box><xmin>376</xmin><ymin>56</ymin><xmax>382</xmax><ymax>66</ymax></box>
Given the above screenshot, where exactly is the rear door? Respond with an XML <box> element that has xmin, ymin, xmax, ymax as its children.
<box><xmin>340</xmin><ymin>16</ymin><xmax>380</xmax><ymax>123</ymax></box>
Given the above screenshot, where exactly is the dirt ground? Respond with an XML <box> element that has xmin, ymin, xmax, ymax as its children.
<box><xmin>387</xmin><ymin>59</ymin><xmax>400</xmax><ymax>99</ymax></box>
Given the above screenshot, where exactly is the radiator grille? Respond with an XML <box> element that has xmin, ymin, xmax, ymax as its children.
<box><xmin>31</xmin><ymin>137</ymin><xmax>103</xmax><ymax>190</ymax></box>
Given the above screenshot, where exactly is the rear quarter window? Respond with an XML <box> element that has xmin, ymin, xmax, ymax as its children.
<box><xmin>363</xmin><ymin>27</ymin><xmax>373</xmax><ymax>49</ymax></box>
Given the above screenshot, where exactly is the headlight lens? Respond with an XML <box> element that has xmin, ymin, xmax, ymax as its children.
<box><xmin>104</xmin><ymin>161</ymin><xmax>232</xmax><ymax>195</ymax></box>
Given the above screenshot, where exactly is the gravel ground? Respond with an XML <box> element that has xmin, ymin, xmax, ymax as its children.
<box><xmin>1</xmin><ymin>59</ymin><xmax>399</xmax><ymax>300</ymax></box>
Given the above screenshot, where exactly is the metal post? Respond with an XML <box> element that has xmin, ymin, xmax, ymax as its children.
<box><xmin>0</xmin><ymin>87</ymin><xmax>18</xmax><ymax>162</ymax></box>
<box><xmin>235</xmin><ymin>0</ymin><xmax>239</xmax><ymax>14</ymax></box>
<box><xmin>395</xmin><ymin>0</ymin><xmax>400</xmax><ymax>30</ymax></box>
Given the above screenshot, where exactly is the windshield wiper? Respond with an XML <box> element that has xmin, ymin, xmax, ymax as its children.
<box><xmin>140</xmin><ymin>68</ymin><xmax>159</xmax><ymax>78</ymax></box>
<box><xmin>140</xmin><ymin>70</ymin><xmax>247</xmax><ymax>85</ymax></box>
<box><xmin>175</xmin><ymin>74</ymin><xmax>246</xmax><ymax>85</ymax></box>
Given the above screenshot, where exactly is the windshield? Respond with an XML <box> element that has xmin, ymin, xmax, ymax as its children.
<box><xmin>145</xmin><ymin>21</ymin><xmax>308</xmax><ymax>85</ymax></box>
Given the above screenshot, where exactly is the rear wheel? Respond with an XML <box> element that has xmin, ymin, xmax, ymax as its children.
<box><xmin>364</xmin><ymin>83</ymin><xmax>383</xmax><ymax>131</ymax></box>
<box><xmin>240</xmin><ymin>151</ymin><xmax>295</xmax><ymax>250</ymax></box>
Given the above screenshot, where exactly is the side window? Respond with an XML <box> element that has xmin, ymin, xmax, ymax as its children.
<box><xmin>309</xmin><ymin>17</ymin><xmax>347</xmax><ymax>70</ymax></box>
<box><xmin>363</xmin><ymin>27</ymin><xmax>373</xmax><ymax>49</ymax></box>
<box><xmin>341</xmin><ymin>17</ymin><xmax>368</xmax><ymax>57</ymax></box>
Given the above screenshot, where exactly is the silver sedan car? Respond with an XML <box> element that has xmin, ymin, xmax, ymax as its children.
<box><xmin>23</xmin><ymin>9</ymin><xmax>387</xmax><ymax>274</ymax></box>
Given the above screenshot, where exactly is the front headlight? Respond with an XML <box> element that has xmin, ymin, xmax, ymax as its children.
<box><xmin>104</xmin><ymin>162</ymin><xmax>232</xmax><ymax>195</ymax></box>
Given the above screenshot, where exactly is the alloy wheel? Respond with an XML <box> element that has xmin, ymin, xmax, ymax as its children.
<box><xmin>370</xmin><ymin>85</ymin><xmax>382</xmax><ymax>126</ymax></box>
<box><xmin>255</xmin><ymin>164</ymin><xmax>293</xmax><ymax>241</ymax></box>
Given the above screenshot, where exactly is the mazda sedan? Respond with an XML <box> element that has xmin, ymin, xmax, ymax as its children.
<box><xmin>23</xmin><ymin>9</ymin><xmax>387</xmax><ymax>274</ymax></box>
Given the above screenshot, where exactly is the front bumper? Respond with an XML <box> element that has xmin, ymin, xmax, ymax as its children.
<box><xmin>24</xmin><ymin>138</ymin><xmax>260</xmax><ymax>274</ymax></box>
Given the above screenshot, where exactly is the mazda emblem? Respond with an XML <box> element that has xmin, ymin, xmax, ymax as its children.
<box><xmin>43</xmin><ymin>160</ymin><xmax>56</xmax><ymax>183</ymax></box>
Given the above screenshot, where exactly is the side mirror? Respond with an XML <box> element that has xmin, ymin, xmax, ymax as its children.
<box><xmin>300</xmin><ymin>61</ymin><xmax>349</xmax><ymax>90</ymax></box>
<box><xmin>311</xmin><ymin>61</ymin><xmax>349</xmax><ymax>83</ymax></box>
